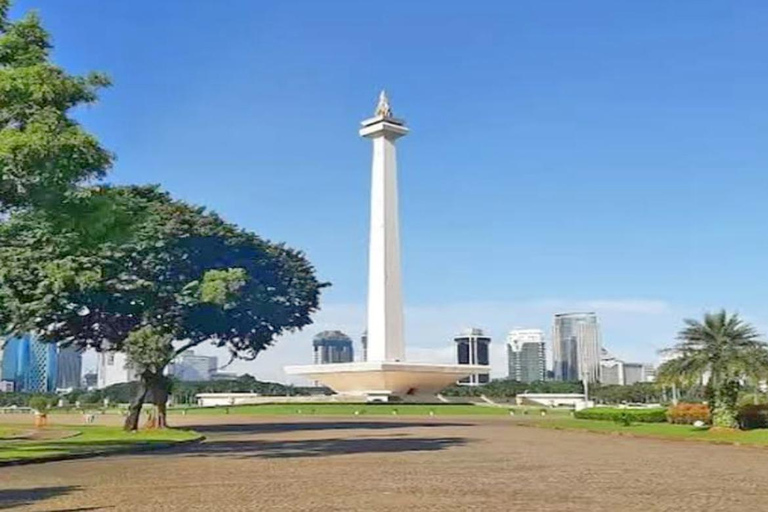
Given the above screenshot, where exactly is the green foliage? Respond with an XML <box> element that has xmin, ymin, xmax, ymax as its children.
<box><xmin>170</xmin><ymin>374</ymin><xmax>308</xmax><ymax>404</ymax></box>
<box><xmin>27</xmin><ymin>395</ymin><xmax>50</xmax><ymax>413</ymax></box>
<box><xmin>192</xmin><ymin>268</ymin><xmax>248</xmax><ymax>308</ymax></box>
<box><xmin>737</xmin><ymin>404</ymin><xmax>768</xmax><ymax>430</ymax></box>
<box><xmin>574</xmin><ymin>407</ymin><xmax>667</xmax><ymax>423</ymax></box>
<box><xmin>0</xmin><ymin>0</ymin><xmax>112</xmax><ymax>210</ymax></box>
<box><xmin>123</xmin><ymin>326</ymin><xmax>175</xmax><ymax>376</ymax></box>
<box><xmin>666</xmin><ymin>402</ymin><xmax>711</xmax><ymax>425</ymax></box>
<box><xmin>441</xmin><ymin>379</ymin><xmax>584</xmax><ymax>398</ymax></box>
<box><xmin>0</xmin><ymin>186</ymin><xmax>327</xmax><ymax>363</ymax></box>
<box><xmin>591</xmin><ymin>382</ymin><xmax>663</xmax><ymax>404</ymax></box>
<box><xmin>0</xmin><ymin>391</ymin><xmax>56</xmax><ymax>407</ymax></box>
<box><xmin>658</xmin><ymin>310</ymin><xmax>768</xmax><ymax>428</ymax></box>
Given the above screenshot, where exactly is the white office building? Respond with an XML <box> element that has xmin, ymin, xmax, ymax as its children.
<box><xmin>97</xmin><ymin>351</ymin><xmax>135</xmax><ymax>389</ymax></box>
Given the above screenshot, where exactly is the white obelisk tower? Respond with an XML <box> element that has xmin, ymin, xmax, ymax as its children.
<box><xmin>285</xmin><ymin>92</ymin><xmax>485</xmax><ymax>399</ymax></box>
<box><xmin>359</xmin><ymin>91</ymin><xmax>408</xmax><ymax>362</ymax></box>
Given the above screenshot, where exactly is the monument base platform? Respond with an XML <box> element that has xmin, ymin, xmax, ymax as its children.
<box><xmin>284</xmin><ymin>361</ymin><xmax>488</xmax><ymax>402</ymax></box>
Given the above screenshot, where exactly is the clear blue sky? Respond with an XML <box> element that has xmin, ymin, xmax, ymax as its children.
<box><xmin>12</xmin><ymin>1</ymin><xmax>768</xmax><ymax>376</ymax></box>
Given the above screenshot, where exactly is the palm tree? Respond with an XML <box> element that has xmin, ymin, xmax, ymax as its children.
<box><xmin>658</xmin><ymin>310</ymin><xmax>768</xmax><ymax>428</ymax></box>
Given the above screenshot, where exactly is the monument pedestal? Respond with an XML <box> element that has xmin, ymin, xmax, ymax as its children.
<box><xmin>285</xmin><ymin>362</ymin><xmax>488</xmax><ymax>402</ymax></box>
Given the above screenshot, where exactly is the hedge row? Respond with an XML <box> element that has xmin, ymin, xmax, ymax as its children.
<box><xmin>738</xmin><ymin>404</ymin><xmax>768</xmax><ymax>430</ymax></box>
<box><xmin>574</xmin><ymin>407</ymin><xmax>667</xmax><ymax>423</ymax></box>
<box><xmin>666</xmin><ymin>403</ymin><xmax>710</xmax><ymax>425</ymax></box>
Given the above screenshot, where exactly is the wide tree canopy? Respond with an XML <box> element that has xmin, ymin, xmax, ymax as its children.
<box><xmin>0</xmin><ymin>185</ymin><xmax>327</xmax><ymax>428</ymax></box>
<box><xmin>0</xmin><ymin>185</ymin><xmax>325</xmax><ymax>357</ymax></box>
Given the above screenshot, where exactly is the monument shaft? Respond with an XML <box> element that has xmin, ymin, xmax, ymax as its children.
<box><xmin>367</xmin><ymin>133</ymin><xmax>404</xmax><ymax>361</ymax></box>
<box><xmin>360</xmin><ymin>92</ymin><xmax>409</xmax><ymax>362</ymax></box>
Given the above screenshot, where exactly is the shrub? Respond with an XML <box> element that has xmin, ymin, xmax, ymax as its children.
<box><xmin>574</xmin><ymin>407</ymin><xmax>667</xmax><ymax>423</ymax></box>
<box><xmin>28</xmin><ymin>396</ymin><xmax>51</xmax><ymax>414</ymax></box>
<box><xmin>666</xmin><ymin>403</ymin><xmax>711</xmax><ymax>425</ymax></box>
<box><xmin>737</xmin><ymin>404</ymin><xmax>768</xmax><ymax>430</ymax></box>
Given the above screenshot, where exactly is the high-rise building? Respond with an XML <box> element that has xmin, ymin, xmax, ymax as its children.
<box><xmin>600</xmin><ymin>353</ymin><xmax>656</xmax><ymax>386</ymax></box>
<box><xmin>623</xmin><ymin>363</ymin><xmax>645</xmax><ymax>385</ymax></box>
<box><xmin>361</xmin><ymin>331</ymin><xmax>368</xmax><ymax>362</ymax></box>
<box><xmin>97</xmin><ymin>351</ymin><xmax>135</xmax><ymax>389</ymax></box>
<box><xmin>599</xmin><ymin>356</ymin><xmax>624</xmax><ymax>385</ymax></box>
<box><xmin>507</xmin><ymin>329</ymin><xmax>546</xmax><ymax>383</ymax></box>
<box><xmin>455</xmin><ymin>328</ymin><xmax>491</xmax><ymax>385</ymax></box>
<box><xmin>170</xmin><ymin>351</ymin><xmax>218</xmax><ymax>381</ymax></box>
<box><xmin>56</xmin><ymin>346</ymin><xmax>82</xmax><ymax>390</ymax></box>
<box><xmin>552</xmin><ymin>312</ymin><xmax>601</xmax><ymax>382</ymax></box>
<box><xmin>313</xmin><ymin>331</ymin><xmax>354</xmax><ymax>364</ymax></box>
<box><xmin>1</xmin><ymin>335</ymin><xmax>58</xmax><ymax>393</ymax></box>
<box><xmin>642</xmin><ymin>364</ymin><xmax>657</xmax><ymax>383</ymax></box>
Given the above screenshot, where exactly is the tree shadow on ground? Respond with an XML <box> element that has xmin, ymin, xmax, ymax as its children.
<box><xmin>0</xmin><ymin>486</ymin><xmax>82</xmax><ymax>510</ymax></box>
<box><xmin>186</xmin><ymin>421</ymin><xmax>472</xmax><ymax>435</ymax></box>
<box><xmin>176</xmin><ymin>435</ymin><xmax>469</xmax><ymax>459</ymax></box>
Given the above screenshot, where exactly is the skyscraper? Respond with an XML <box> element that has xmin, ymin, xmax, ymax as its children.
<box><xmin>1</xmin><ymin>335</ymin><xmax>58</xmax><ymax>393</ymax></box>
<box><xmin>313</xmin><ymin>331</ymin><xmax>354</xmax><ymax>364</ymax></box>
<box><xmin>56</xmin><ymin>346</ymin><xmax>83</xmax><ymax>390</ymax></box>
<box><xmin>455</xmin><ymin>328</ymin><xmax>491</xmax><ymax>385</ymax></box>
<box><xmin>507</xmin><ymin>329</ymin><xmax>546</xmax><ymax>383</ymax></box>
<box><xmin>552</xmin><ymin>312</ymin><xmax>601</xmax><ymax>382</ymax></box>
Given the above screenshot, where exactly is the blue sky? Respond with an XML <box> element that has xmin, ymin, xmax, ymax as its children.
<box><xmin>13</xmin><ymin>1</ymin><xmax>768</xmax><ymax>380</ymax></box>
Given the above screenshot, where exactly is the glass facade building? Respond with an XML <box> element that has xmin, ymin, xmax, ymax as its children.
<box><xmin>455</xmin><ymin>328</ymin><xmax>491</xmax><ymax>385</ymax></box>
<box><xmin>552</xmin><ymin>313</ymin><xmax>601</xmax><ymax>383</ymax></box>
<box><xmin>1</xmin><ymin>335</ymin><xmax>58</xmax><ymax>393</ymax></box>
<box><xmin>507</xmin><ymin>329</ymin><xmax>546</xmax><ymax>383</ymax></box>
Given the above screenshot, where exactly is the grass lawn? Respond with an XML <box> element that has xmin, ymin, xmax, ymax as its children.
<box><xmin>171</xmin><ymin>403</ymin><xmax>576</xmax><ymax>417</ymax></box>
<box><xmin>0</xmin><ymin>425</ymin><xmax>200</xmax><ymax>463</ymax></box>
<box><xmin>170</xmin><ymin>403</ymin><xmax>536</xmax><ymax>416</ymax></box>
<box><xmin>527</xmin><ymin>417</ymin><xmax>768</xmax><ymax>446</ymax></box>
<box><xmin>0</xmin><ymin>426</ymin><xmax>23</xmax><ymax>440</ymax></box>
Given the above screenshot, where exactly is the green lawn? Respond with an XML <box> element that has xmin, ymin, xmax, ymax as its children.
<box><xmin>0</xmin><ymin>426</ymin><xmax>23</xmax><ymax>440</ymax></box>
<box><xmin>0</xmin><ymin>425</ymin><xmax>200</xmax><ymax>463</ymax></box>
<box><xmin>526</xmin><ymin>417</ymin><xmax>768</xmax><ymax>446</ymax></box>
<box><xmin>171</xmin><ymin>403</ymin><xmax>527</xmax><ymax>416</ymax></box>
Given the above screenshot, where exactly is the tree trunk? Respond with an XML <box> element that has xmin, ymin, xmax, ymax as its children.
<box><xmin>712</xmin><ymin>380</ymin><xmax>740</xmax><ymax>429</ymax></box>
<box><xmin>146</xmin><ymin>373</ymin><xmax>170</xmax><ymax>429</ymax></box>
<box><xmin>153</xmin><ymin>385</ymin><xmax>169</xmax><ymax>429</ymax></box>
<box><xmin>124</xmin><ymin>380</ymin><xmax>148</xmax><ymax>431</ymax></box>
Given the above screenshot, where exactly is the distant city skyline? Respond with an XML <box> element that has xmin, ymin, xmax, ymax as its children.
<box><xmin>17</xmin><ymin>0</ymin><xmax>768</xmax><ymax>385</ymax></box>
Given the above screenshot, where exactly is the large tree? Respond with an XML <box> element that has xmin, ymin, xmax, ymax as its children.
<box><xmin>658</xmin><ymin>310</ymin><xmax>768</xmax><ymax>428</ymax></box>
<box><xmin>0</xmin><ymin>0</ymin><xmax>112</xmax><ymax>211</ymax></box>
<box><xmin>0</xmin><ymin>185</ymin><xmax>327</xmax><ymax>430</ymax></box>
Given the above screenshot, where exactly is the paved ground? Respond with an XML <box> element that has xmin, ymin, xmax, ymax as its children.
<box><xmin>1</xmin><ymin>415</ymin><xmax>768</xmax><ymax>511</ymax></box>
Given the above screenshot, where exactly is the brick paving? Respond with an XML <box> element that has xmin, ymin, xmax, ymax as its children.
<box><xmin>1</xmin><ymin>415</ymin><xmax>767</xmax><ymax>511</ymax></box>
